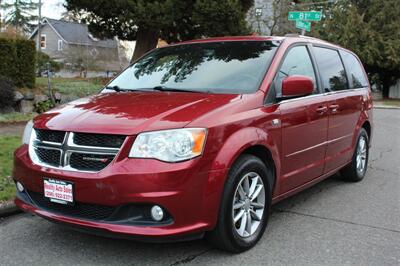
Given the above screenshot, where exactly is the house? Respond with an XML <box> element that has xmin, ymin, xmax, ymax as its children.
<box><xmin>30</xmin><ymin>18</ymin><xmax>122</xmax><ymax>71</ymax></box>
<box><xmin>247</xmin><ymin>0</ymin><xmax>299</xmax><ymax>36</ymax></box>
<box><xmin>389</xmin><ymin>80</ymin><xmax>400</xmax><ymax>99</ymax></box>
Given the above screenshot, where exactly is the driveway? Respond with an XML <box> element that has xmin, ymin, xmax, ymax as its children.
<box><xmin>0</xmin><ymin>122</ymin><xmax>26</xmax><ymax>136</ymax></box>
<box><xmin>1</xmin><ymin>109</ymin><xmax>399</xmax><ymax>265</ymax></box>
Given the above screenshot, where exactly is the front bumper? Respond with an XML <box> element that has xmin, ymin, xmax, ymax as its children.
<box><xmin>13</xmin><ymin>145</ymin><xmax>227</xmax><ymax>240</ymax></box>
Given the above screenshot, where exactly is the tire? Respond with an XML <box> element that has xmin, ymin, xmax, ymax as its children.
<box><xmin>340</xmin><ymin>128</ymin><xmax>369</xmax><ymax>182</ymax></box>
<box><xmin>206</xmin><ymin>154</ymin><xmax>272</xmax><ymax>253</ymax></box>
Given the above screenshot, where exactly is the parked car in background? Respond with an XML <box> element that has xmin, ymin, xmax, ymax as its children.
<box><xmin>13</xmin><ymin>35</ymin><xmax>372</xmax><ymax>252</ymax></box>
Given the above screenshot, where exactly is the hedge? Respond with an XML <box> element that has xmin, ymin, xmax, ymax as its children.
<box><xmin>0</xmin><ymin>38</ymin><xmax>36</xmax><ymax>88</ymax></box>
<box><xmin>15</xmin><ymin>39</ymin><xmax>36</xmax><ymax>88</ymax></box>
<box><xmin>0</xmin><ymin>38</ymin><xmax>17</xmax><ymax>82</ymax></box>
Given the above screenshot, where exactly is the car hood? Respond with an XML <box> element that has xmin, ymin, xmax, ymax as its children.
<box><xmin>33</xmin><ymin>92</ymin><xmax>240</xmax><ymax>135</ymax></box>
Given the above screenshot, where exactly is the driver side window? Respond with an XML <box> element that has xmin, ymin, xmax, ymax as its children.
<box><xmin>274</xmin><ymin>46</ymin><xmax>317</xmax><ymax>97</ymax></box>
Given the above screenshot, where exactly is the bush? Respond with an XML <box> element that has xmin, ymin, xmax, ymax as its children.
<box><xmin>0</xmin><ymin>38</ymin><xmax>17</xmax><ymax>82</ymax></box>
<box><xmin>34</xmin><ymin>99</ymin><xmax>55</xmax><ymax>113</ymax></box>
<box><xmin>0</xmin><ymin>37</ymin><xmax>36</xmax><ymax>88</ymax></box>
<box><xmin>15</xmin><ymin>39</ymin><xmax>36</xmax><ymax>88</ymax></box>
<box><xmin>37</xmin><ymin>51</ymin><xmax>61</xmax><ymax>76</ymax></box>
<box><xmin>0</xmin><ymin>77</ymin><xmax>15</xmax><ymax>111</ymax></box>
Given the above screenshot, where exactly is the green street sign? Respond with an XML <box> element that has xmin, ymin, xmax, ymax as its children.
<box><xmin>288</xmin><ymin>11</ymin><xmax>322</xmax><ymax>21</ymax></box>
<box><xmin>295</xmin><ymin>20</ymin><xmax>311</xmax><ymax>32</ymax></box>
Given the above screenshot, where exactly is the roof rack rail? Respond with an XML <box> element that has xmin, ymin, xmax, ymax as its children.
<box><xmin>284</xmin><ymin>34</ymin><xmax>300</xmax><ymax>37</ymax></box>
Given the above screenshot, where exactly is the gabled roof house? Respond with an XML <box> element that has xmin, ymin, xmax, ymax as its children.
<box><xmin>30</xmin><ymin>18</ymin><xmax>119</xmax><ymax>66</ymax></box>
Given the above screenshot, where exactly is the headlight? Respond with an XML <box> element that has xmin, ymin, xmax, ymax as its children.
<box><xmin>22</xmin><ymin>120</ymin><xmax>34</xmax><ymax>144</ymax></box>
<box><xmin>129</xmin><ymin>128</ymin><xmax>207</xmax><ymax>162</ymax></box>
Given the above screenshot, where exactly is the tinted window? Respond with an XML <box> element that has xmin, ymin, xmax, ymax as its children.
<box><xmin>274</xmin><ymin>45</ymin><xmax>317</xmax><ymax>96</ymax></box>
<box><xmin>107</xmin><ymin>41</ymin><xmax>278</xmax><ymax>94</ymax></box>
<box><xmin>340</xmin><ymin>51</ymin><xmax>368</xmax><ymax>88</ymax></box>
<box><xmin>313</xmin><ymin>47</ymin><xmax>348</xmax><ymax>92</ymax></box>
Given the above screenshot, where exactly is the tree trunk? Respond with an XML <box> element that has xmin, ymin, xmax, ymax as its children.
<box><xmin>130</xmin><ymin>27</ymin><xmax>159</xmax><ymax>63</ymax></box>
<box><xmin>382</xmin><ymin>83</ymin><xmax>390</xmax><ymax>98</ymax></box>
<box><xmin>381</xmin><ymin>73</ymin><xmax>393</xmax><ymax>99</ymax></box>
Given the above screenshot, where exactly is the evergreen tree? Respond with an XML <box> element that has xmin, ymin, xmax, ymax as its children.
<box><xmin>307</xmin><ymin>0</ymin><xmax>400</xmax><ymax>97</ymax></box>
<box><xmin>1</xmin><ymin>0</ymin><xmax>39</xmax><ymax>33</ymax></box>
<box><xmin>65</xmin><ymin>0</ymin><xmax>254</xmax><ymax>61</ymax></box>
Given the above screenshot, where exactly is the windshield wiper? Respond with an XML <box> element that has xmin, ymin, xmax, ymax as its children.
<box><xmin>105</xmin><ymin>86</ymin><xmax>144</xmax><ymax>92</ymax></box>
<box><xmin>152</xmin><ymin>86</ymin><xmax>201</xmax><ymax>93</ymax></box>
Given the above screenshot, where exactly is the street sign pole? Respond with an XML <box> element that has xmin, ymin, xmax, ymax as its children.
<box><xmin>289</xmin><ymin>11</ymin><xmax>321</xmax><ymax>35</ymax></box>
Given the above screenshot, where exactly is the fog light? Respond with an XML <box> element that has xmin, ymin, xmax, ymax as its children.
<box><xmin>16</xmin><ymin>182</ymin><xmax>24</xmax><ymax>192</ymax></box>
<box><xmin>150</xmin><ymin>205</ymin><xmax>164</xmax><ymax>221</ymax></box>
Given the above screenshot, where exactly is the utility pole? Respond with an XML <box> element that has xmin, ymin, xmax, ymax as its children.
<box><xmin>37</xmin><ymin>0</ymin><xmax>42</xmax><ymax>51</ymax></box>
<box><xmin>0</xmin><ymin>0</ymin><xmax>3</xmax><ymax>32</ymax></box>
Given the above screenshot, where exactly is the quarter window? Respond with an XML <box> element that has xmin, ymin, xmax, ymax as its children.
<box><xmin>274</xmin><ymin>45</ymin><xmax>317</xmax><ymax>96</ymax></box>
<box><xmin>313</xmin><ymin>47</ymin><xmax>348</xmax><ymax>92</ymax></box>
<box><xmin>340</xmin><ymin>51</ymin><xmax>368</xmax><ymax>88</ymax></box>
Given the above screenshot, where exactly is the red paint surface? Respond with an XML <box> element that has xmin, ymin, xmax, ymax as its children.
<box><xmin>13</xmin><ymin>35</ymin><xmax>373</xmax><ymax>238</ymax></box>
<box><xmin>282</xmin><ymin>75</ymin><xmax>314</xmax><ymax>97</ymax></box>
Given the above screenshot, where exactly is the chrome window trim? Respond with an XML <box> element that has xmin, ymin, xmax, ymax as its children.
<box><xmin>278</xmin><ymin>87</ymin><xmax>366</xmax><ymax>105</ymax></box>
<box><xmin>29</xmin><ymin>130</ymin><xmax>126</xmax><ymax>173</ymax></box>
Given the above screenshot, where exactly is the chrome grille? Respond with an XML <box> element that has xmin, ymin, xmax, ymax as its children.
<box><xmin>29</xmin><ymin>129</ymin><xmax>126</xmax><ymax>172</ymax></box>
<box><xmin>35</xmin><ymin>129</ymin><xmax>66</xmax><ymax>143</ymax></box>
<box><xmin>73</xmin><ymin>133</ymin><xmax>125</xmax><ymax>148</ymax></box>
<box><xmin>34</xmin><ymin>147</ymin><xmax>61</xmax><ymax>167</ymax></box>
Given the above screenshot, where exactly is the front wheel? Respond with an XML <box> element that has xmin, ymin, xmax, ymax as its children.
<box><xmin>207</xmin><ymin>154</ymin><xmax>272</xmax><ymax>253</ymax></box>
<box><xmin>340</xmin><ymin>128</ymin><xmax>369</xmax><ymax>182</ymax></box>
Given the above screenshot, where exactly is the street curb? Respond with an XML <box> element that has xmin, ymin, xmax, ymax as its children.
<box><xmin>373</xmin><ymin>105</ymin><xmax>400</xmax><ymax>110</ymax></box>
<box><xmin>0</xmin><ymin>200</ymin><xmax>22</xmax><ymax>218</ymax></box>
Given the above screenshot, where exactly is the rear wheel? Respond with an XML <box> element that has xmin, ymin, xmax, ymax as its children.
<box><xmin>207</xmin><ymin>154</ymin><xmax>272</xmax><ymax>253</ymax></box>
<box><xmin>340</xmin><ymin>128</ymin><xmax>369</xmax><ymax>182</ymax></box>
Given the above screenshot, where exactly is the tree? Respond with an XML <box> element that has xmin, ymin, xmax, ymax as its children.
<box><xmin>247</xmin><ymin>0</ymin><xmax>295</xmax><ymax>36</ymax></box>
<box><xmin>65</xmin><ymin>0</ymin><xmax>254</xmax><ymax>62</ymax></box>
<box><xmin>60</xmin><ymin>9</ymin><xmax>86</xmax><ymax>23</ymax></box>
<box><xmin>0</xmin><ymin>0</ymin><xmax>39</xmax><ymax>34</ymax></box>
<box><xmin>309</xmin><ymin>0</ymin><xmax>400</xmax><ymax>97</ymax></box>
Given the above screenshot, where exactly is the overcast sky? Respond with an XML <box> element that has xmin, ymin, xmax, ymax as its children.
<box><xmin>1</xmin><ymin>0</ymin><xmax>65</xmax><ymax>20</ymax></box>
<box><xmin>41</xmin><ymin>0</ymin><xmax>65</xmax><ymax>19</ymax></box>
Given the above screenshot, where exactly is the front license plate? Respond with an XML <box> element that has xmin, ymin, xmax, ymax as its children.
<box><xmin>44</xmin><ymin>179</ymin><xmax>74</xmax><ymax>205</ymax></box>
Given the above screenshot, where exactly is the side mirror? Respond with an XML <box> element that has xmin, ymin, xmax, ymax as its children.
<box><xmin>280</xmin><ymin>75</ymin><xmax>314</xmax><ymax>98</ymax></box>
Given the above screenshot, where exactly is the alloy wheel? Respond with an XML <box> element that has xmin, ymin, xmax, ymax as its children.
<box><xmin>232</xmin><ymin>172</ymin><xmax>265</xmax><ymax>238</ymax></box>
<box><xmin>356</xmin><ymin>136</ymin><xmax>367</xmax><ymax>174</ymax></box>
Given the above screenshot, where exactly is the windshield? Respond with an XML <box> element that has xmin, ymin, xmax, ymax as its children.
<box><xmin>107</xmin><ymin>41</ymin><xmax>279</xmax><ymax>94</ymax></box>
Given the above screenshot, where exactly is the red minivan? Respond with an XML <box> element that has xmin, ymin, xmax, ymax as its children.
<box><xmin>13</xmin><ymin>35</ymin><xmax>372</xmax><ymax>252</ymax></box>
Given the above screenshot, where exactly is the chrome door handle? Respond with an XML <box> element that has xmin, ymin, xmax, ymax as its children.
<box><xmin>316</xmin><ymin>106</ymin><xmax>327</xmax><ymax>114</ymax></box>
<box><xmin>329</xmin><ymin>104</ymin><xmax>339</xmax><ymax>113</ymax></box>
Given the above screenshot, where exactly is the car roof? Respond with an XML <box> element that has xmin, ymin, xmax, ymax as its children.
<box><xmin>170</xmin><ymin>35</ymin><xmax>352</xmax><ymax>54</ymax></box>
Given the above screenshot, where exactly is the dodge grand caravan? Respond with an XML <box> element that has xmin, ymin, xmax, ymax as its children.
<box><xmin>13</xmin><ymin>35</ymin><xmax>373</xmax><ymax>252</ymax></box>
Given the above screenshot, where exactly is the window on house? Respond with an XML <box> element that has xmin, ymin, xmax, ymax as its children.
<box><xmin>40</xmin><ymin>34</ymin><xmax>46</xmax><ymax>49</ymax></box>
<box><xmin>58</xmin><ymin>39</ymin><xmax>63</xmax><ymax>51</ymax></box>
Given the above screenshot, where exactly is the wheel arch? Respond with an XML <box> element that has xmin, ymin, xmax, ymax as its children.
<box><xmin>362</xmin><ymin>120</ymin><xmax>371</xmax><ymax>139</ymax></box>
<box><xmin>353</xmin><ymin>109</ymin><xmax>372</xmax><ymax>148</ymax></box>
<box><xmin>202</xmin><ymin>127</ymin><xmax>281</xmax><ymax>229</ymax></box>
<box><xmin>240</xmin><ymin>145</ymin><xmax>277</xmax><ymax>193</ymax></box>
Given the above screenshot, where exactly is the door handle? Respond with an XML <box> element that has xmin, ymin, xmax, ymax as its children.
<box><xmin>316</xmin><ymin>106</ymin><xmax>327</xmax><ymax>114</ymax></box>
<box><xmin>329</xmin><ymin>104</ymin><xmax>339</xmax><ymax>113</ymax></box>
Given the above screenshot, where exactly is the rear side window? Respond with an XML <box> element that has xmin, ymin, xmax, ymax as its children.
<box><xmin>340</xmin><ymin>51</ymin><xmax>368</xmax><ymax>88</ymax></box>
<box><xmin>274</xmin><ymin>45</ymin><xmax>317</xmax><ymax>96</ymax></box>
<box><xmin>313</xmin><ymin>47</ymin><xmax>348</xmax><ymax>92</ymax></box>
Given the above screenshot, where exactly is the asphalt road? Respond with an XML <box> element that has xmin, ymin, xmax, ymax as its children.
<box><xmin>1</xmin><ymin>109</ymin><xmax>399</xmax><ymax>265</ymax></box>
